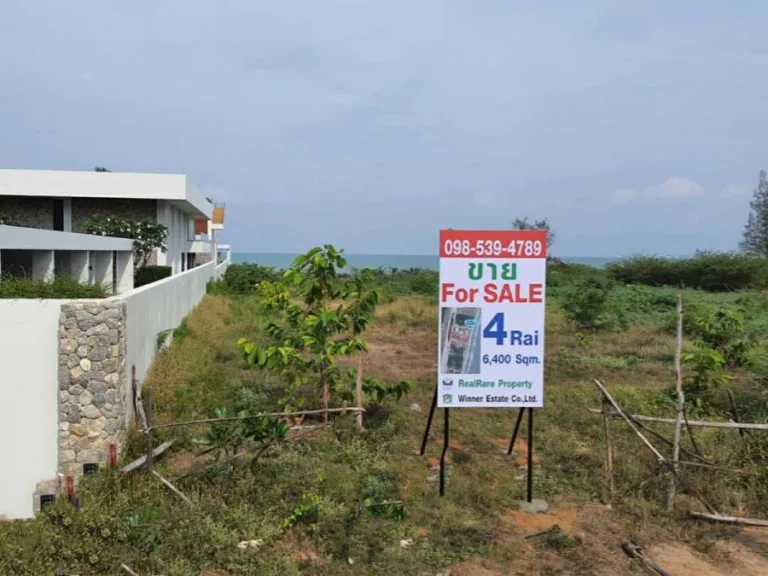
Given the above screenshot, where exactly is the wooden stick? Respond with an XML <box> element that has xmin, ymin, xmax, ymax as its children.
<box><xmin>587</xmin><ymin>408</ymin><xmax>768</xmax><ymax>430</ymax></box>
<box><xmin>149</xmin><ymin>407</ymin><xmax>365</xmax><ymax>431</ymax></box>
<box><xmin>593</xmin><ymin>380</ymin><xmax>666</xmax><ymax>462</ymax></box>
<box><xmin>620</xmin><ymin>539</ymin><xmax>670</xmax><ymax>576</ymax></box>
<box><xmin>690</xmin><ymin>511</ymin><xmax>768</xmax><ymax>527</ymax></box>
<box><xmin>667</xmin><ymin>294</ymin><xmax>684</xmax><ymax>511</ymax></box>
<box><xmin>676</xmin><ymin>460</ymin><xmax>757</xmax><ymax>475</ymax></box>
<box><xmin>145</xmin><ymin>389</ymin><xmax>154</xmax><ymax>472</ymax></box>
<box><xmin>601</xmin><ymin>398</ymin><xmax>615</xmax><ymax>505</ymax></box>
<box><xmin>356</xmin><ymin>355</ymin><xmax>364</xmax><ymax>431</ymax></box>
<box><xmin>683</xmin><ymin>407</ymin><xmax>705</xmax><ymax>458</ymax></box>
<box><xmin>592</xmin><ymin>380</ymin><xmax>719</xmax><ymax>515</ymax></box>
<box><xmin>121</xmin><ymin>440</ymin><xmax>174</xmax><ymax>474</ymax></box>
<box><xmin>524</xmin><ymin>525</ymin><xmax>561</xmax><ymax>539</ymax></box>
<box><xmin>726</xmin><ymin>388</ymin><xmax>749</xmax><ymax>438</ymax></box>
<box><xmin>152</xmin><ymin>470</ymin><xmax>193</xmax><ymax>506</ymax></box>
<box><xmin>172</xmin><ymin>450</ymin><xmax>250</xmax><ymax>483</ymax></box>
<box><xmin>121</xmin><ymin>564</ymin><xmax>140</xmax><ymax>576</ymax></box>
<box><xmin>630</xmin><ymin>412</ymin><xmax>713</xmax><ymax>465</ymax></box>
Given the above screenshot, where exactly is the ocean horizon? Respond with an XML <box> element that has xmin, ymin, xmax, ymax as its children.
<box><xmin>232</xmin><ymin>253</ymin><xmax>616</xmax><ymax>270</ymax></box>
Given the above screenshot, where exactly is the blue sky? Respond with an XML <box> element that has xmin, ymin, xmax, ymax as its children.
<box><xmin>1</xmin><ymin>1</ymin><xmax>767</xmax><ymax>257</ymax></box>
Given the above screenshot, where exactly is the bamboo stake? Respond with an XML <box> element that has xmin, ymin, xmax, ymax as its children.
<box><xmin>149</xmin><ymin>407</ymin><xmax>365</xmax><ymax>431</ymax></box>
<box><xmin>356</xmin><ymin>356</ymin><xmax>364</xmax><ymax>431</ymax></box>
<box><xmin>121</xmin><ymin>564</ymin><xmax>140</xmax><ymax>576</ymax></box>
<box><xmin>676</xmin><ymin>460</ymin><xmax>757</xmax><ymax>475</ymax></box>
<box><xmin>586</xmin><ymin>409</ymin><xmax>768</xmax><ymax>430</ymax></box>
<box><xmin>630</xmin><ymin>412</ymin><xmax>713</xmax><ymax>465</ymax></box>
<box><xmin>592</xmin><ymin>380</ymin><xmax>666</xmax><ymax>462</ymax></box>
<box><xmin>667</xmin><ymin>295</ymin><xmax>684</xmax><ymax>511</ymax></box>
<box><xmin>601</xmin><ymin>398</ymin><xmax>615</xmax><ymax>505</ymax></box>
<box><xmin>690</xmin><ymin>511</ymin><xmax>768</xmax><ymax>527</ymax></box>
<box><xmin>152</xmin><ymin>470</ymin><xmax>193</xmax><ymax>506</ymax></box>
<box><xmin>592</xmin><ymin>379</ymin><xmax>718</xmax><ymax>515</ymax></box>
<box><xmin>683</xmin><ymin>407</ymin><xmax>705</xmax><ymax>458</ymax></box>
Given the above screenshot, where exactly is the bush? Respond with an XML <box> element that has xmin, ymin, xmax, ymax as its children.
<box><xmin>0</xmin><ymin>276</ymin><xmax>108</xmax><ymax>299</ymax></box>
<box><xmin>560</xmin><ymin>275</ymin><xmax>615</xmax><ymax>331</ymax></box>
<box><xmin>606</xmin><ymin>252</ymin><xmax>768</xmax><ymax>291</ymax></box>
<box><xmin>222</xmin><ymin>263</ymin><xmax>281</xmax><ymax>294</ymax></box>
<box><xmin>134</xmin><ymin>266</ymin><xmax>172</xmax><ymax>287</ymax></box>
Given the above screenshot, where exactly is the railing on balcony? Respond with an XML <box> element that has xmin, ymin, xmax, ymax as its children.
<box><xmin>212</xmin><ymin>202</ymin><xmax>225</xmax><ymax>226</ymax></box>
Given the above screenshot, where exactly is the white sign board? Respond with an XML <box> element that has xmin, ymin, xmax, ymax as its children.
<box><xmin>437</xmin><ymin>229</ymin><xmax>547</xmax><ymax>408</ymax></box>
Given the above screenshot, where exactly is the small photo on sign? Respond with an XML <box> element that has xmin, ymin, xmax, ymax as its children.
<box><xmin>440</xmin><ymin>307</ymin><xmax>482</xmax><ymax>374</ymax></box>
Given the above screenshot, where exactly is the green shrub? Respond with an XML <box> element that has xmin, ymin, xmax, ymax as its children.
<box><xmin>366</xmin><ymin>267</ymin><xmax>438</xmax><ymax>297</ymax></box>
<box><xmin>0</xmin><ymin>276</ymin><xmax>108</xmax><ymax>299</ymax></box>
<box><xmin>606</xmin><ymin>252</ymin><xmax>768</xmax><ymax>291</ymax></box>
<box><xmin>689</xmin><ymin>306</ymin><xmax>754</xmax><ymax>366</ymax></box>
<box><xmin>222</xmin><ymin>263</ymin><xmax>281</xmax><ymax>294</ymax></box>
<box><xmin>560</xmin><ymin>275</ymin><xmax>615</xmax><ymax>331</ymax></box>
<box><xmin>134</xmin><ymin>266</ymin><xmax>172</xmax><ymax>287</ymax></box>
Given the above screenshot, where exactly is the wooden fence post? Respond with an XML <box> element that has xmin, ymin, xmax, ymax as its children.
<box><xmin>666</xmin><ymin>295</ymin><xmax>684</xmax><ymax>511</ymax></box>
<box><xmin>601</xmin><ymin>398</ymin><xmax>615</xmax><ymax>505</ymax></box>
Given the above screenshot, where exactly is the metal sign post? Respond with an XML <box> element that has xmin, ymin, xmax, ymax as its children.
<box><xmin>423</xmin><ymin>229</ymin><xmax>547</xmax><ymax>499</ymax></box>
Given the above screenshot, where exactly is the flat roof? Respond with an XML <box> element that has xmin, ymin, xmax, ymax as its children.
<box><xmin>0</xmin><ymin>169</ymin><xmax>212</xmax><ymax>219</ymax></box>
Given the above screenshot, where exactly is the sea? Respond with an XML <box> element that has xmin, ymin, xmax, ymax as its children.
<box><xmin>232</xmin><ymin>253</ymin><xmax>615</xmax><ymax>271</ymax></box>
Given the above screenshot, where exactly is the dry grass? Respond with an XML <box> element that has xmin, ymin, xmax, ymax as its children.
<box><xmin>357</xmin><ymin>295</ymin><xmax>768</xmax><ymax>575</ymax></box>
<box><xmin>134</xmin><ymin>293</ymin><xmax>768</xmax><ymax>574</ymax></box>
<box><xmin>144</xmin><ymin>294</ymin><xmax>238</xmax><ymax>424</ymax></box>
<box><xmin>360</xmin><ymin>297</ymin><xmax>437</xmax><ymax>382</ymax></box>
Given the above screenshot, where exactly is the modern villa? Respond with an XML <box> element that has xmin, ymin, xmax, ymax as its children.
<box><xmin>0</xmin><ymin>169</ymin><xmax>229</xmax><ymax>292</ymax></box>
<box><xmin>0</xmin><ymin>169</ymin><xmax>231</xmax><ymax>519</ymax></box>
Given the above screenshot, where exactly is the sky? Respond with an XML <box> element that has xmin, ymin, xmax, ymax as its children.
<box><xmin>1</xmin><ymin>1</ymin><xmax>767</xmax><ymax>257</ymax></box>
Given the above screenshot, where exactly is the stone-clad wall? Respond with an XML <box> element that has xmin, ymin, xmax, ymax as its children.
<box><xmin>57</xmin><ymin>301</ymin><xmax>127</xmax><ymax>477</ymax></box>
<box><xmin>0</xmin><ymin>196</ymin><xmax>54</xmax><ymax>229</ymax></box>
<box><xmin>71</xmin><ymin>198</ymin><xmax>156</xmax><ymax>233</ymax></box>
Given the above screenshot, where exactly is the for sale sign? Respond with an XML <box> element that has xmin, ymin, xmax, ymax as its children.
<box><xmin>437</xmin><ymin>229</ymin><xmax>547</xmax><ymax>408</ymax></box>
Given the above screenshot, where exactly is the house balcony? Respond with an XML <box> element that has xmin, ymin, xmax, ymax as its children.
<box><xmin>0</xmin><ymin>225</ymin><xmax>135</xmax><ymax>293</ymax></box>
<box><xmin>211</xmin><ymin>202</ymin><xmax>225</xmax><ymax>230</ymax></box>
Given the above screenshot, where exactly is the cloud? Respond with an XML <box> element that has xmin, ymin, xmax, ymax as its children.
<box><xmin>612</xmin><ymin>177</ymin><xmax>703</xmax><ymax>204</ymax></box>
<box><xmin>657</xmin><ymin>177</ymin><xmax>703</xmax><ymax>198</ymax></box>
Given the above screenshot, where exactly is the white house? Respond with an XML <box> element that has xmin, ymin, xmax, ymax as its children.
<box><xmin>0</xmin><ymin>169</ymin><xmax>232</xmax><ymax>520</ymax></box>
<box><xmin>0</xmin><ymin>169</ymin><xmax>225</xmax><ymax>277</ymax></box>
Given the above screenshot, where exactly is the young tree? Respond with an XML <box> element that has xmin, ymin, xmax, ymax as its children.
<box><xmin>84</xmin><ymin>217</ymin><xmax>169</xmax><ymax>270</ymax></box>
<box><xmin>740</xmin><ymin>170</ymin><xmax>768</xmax><ymax>257</ymax></box>
<box><xmin>237</xmin><ymin>245</ymin><xmax>409</xmax><ymax>427</ymax></box>
<box><xmin>512</xmin><ymin>217</ymin><xmax>554</xmax><ymax>249</ymax></box>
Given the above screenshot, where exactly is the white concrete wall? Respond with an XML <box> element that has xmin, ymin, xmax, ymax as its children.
<box><xmin>0</xmin><ymin>300</ymin><xmax>65</xmax><ymax>519</ymax></box>
<box><xmin>119</xmin><ymin>258</ymin><xmax>229</xmax><ymax>423</ymax></box>
<box><xmin>156</xmin><ymin>201</ymin><xmax>196</xmax><ymax>274</ymax></box>
<box><xmin>0</xmin><ymin>256</ymin><xmax>230</xmax><ymax>518</ymax></box>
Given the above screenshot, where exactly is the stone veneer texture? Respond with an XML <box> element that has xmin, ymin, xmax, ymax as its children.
<box><xmin>58</xmin><ymin>300</ymin><xmax>127</xmax><ymax>476</ymax></box>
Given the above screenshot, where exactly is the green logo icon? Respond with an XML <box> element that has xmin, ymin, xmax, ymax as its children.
<box><xmin>443</xmin><ymin>394</ymin><xmax>453</xmax><ymax>404</ymax></box>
